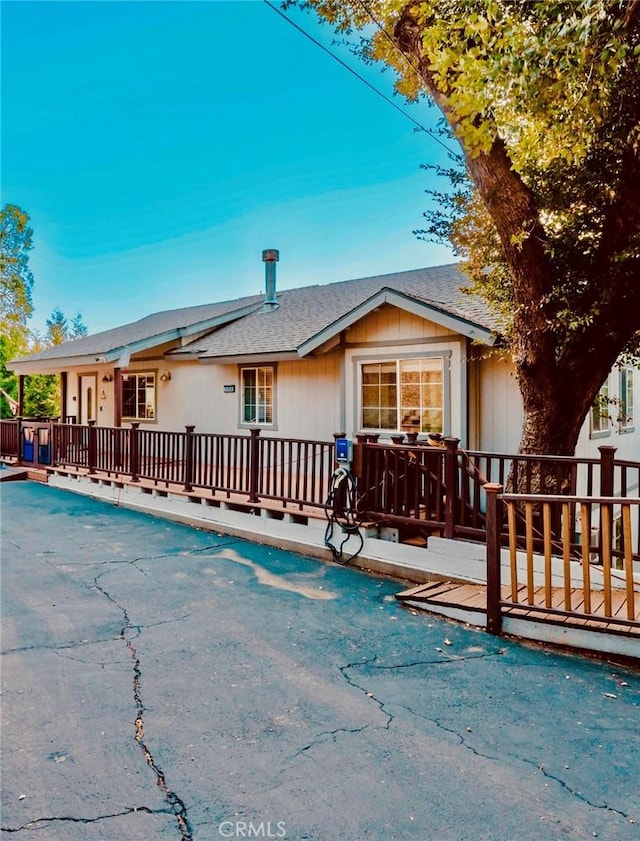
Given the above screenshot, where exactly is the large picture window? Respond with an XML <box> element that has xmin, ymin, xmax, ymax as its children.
<box><xmin>361</xmin><ymin>357</ymin><xmax>444</xmax><ymax>434</ymax></box>
<box><xmin>122</xmin><ymin>372</ymin><xmax>156</xmax><ymax>421</ymax></box>
<box><xmin>241</xmin><ymin>366</ymin><xmax>274</xmax><ymax>425</ymax></box>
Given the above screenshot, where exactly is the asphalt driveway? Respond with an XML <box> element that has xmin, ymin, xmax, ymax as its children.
<box><xmin>1</xmin><ymin>481</ymin><xmax>639</xmax><ymax>841</ymax></box>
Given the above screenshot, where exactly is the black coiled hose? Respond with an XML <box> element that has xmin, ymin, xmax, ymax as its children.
<box><xmin>323</xmin><ymin>466</ymin><xmax>364</xmax><ymax>565</ymax></box>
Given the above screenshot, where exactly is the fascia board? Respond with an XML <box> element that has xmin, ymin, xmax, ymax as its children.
<box><xmin>383</xmin><ymin>290</ymin><xmax>499</xmax><ymax>346</ymax></box>
<box><xmin>9</xmin><ymin>355</ymin><xmax>103</xmax><ymax>374</ymax></box>
<box><xmin>177</xmin><ymin>301</ymin><xmax>263</xmax><ymax>340</ymax></box>
<box><xmin>297</xmin><ymin>288</ymin><xmax>498</xmax><ymax>357</ymax></box>
<box><xmin>105</xmin><ymin>304</ymin><xmax>265</xmax><ymax>361</ymax></box>
<box><xmin>198</xmin><ymin>351</ymin><xmax>299</xmax><ymax>365</ymax></box>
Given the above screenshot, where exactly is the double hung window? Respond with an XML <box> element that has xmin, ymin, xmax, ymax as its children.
<box><xmin>241</xmin><ymin>366</ymin><xmax>274</xmax><ymax>425</ymax></box>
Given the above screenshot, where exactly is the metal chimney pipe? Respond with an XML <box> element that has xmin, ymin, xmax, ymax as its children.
<box><xmin>262</xmin><ymin>249</ymin><xmax>279</xmax><ymax>308</ymax></box>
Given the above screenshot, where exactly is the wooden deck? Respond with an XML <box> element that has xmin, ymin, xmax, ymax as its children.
<box><xmin>46</xmin><ymin>463</ymin><xmax>329</xmax><ymax>521</ymax></box>
<box><xmin>396</xmin><ymin>580</ymin><xmax>640</xmax><ymax>639</ymax></box>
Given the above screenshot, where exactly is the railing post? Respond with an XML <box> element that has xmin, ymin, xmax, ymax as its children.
<box><xmin>353</xmin><ymin>433</ymin><xmax>367</xmax><ymax>478</ymax></box>
<box><xmin>598</xmin><ymin>445</ymin><xmax>616</xmax><ymax>496</ymax></box>
<box><xmin>248</xmin><ymin>427</ymin><xmax>261</xmax><ymax>503</ymax></box>
<box><xmin>87</xmin><ymin>420</ymin><xmax>97</xmax><ymax>474</ymax></box>
<box><xmin>17</xmin><ymin>376</ymin><xmax>24</xmax><ymax>418</ymax></box>
<box><xmin>598</xmin><ymin>445</ymin><xmax>616</xmax><ymax>566</ymax></box>
<box><xmin>60</xmin><ymin>372</ymin><xmax>68</xmax><ymax>423</ymax></box>
<box><xmin>444</xmin><ymin>437</ymin><xmax>460</xmax><ymax>539</ymax></box>
<box><xmin>184</xmin><ymin>425</ymin><xmax>196</xmax><ymax>492</ymax></box>
<box><xmin>130</xmin><ymin>423</ymin><xmax>140</xmax><ymax>482</ymax></box>
<box><xmin>485</xmin><ymin>482</ymin><xmax>503</xmax><ymax>636</ymax></box>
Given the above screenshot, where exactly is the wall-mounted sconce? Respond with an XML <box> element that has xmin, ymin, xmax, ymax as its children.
<box><xmin>100</xmin><ymin>391</ymin><xmax>106</xmax><ymax>401</ymax></box>
<box><xmin>101</xmin><ymin>374</ymin><xmax>113</xmax><ymax>383</ymax></box>
<box><xmin>159</xmin><ymin>369</ymin><xmax>172</xmax><ymax>383</ymax></box>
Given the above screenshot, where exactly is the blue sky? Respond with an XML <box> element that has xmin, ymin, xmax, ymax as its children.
<box><xmin>1</xmin><ymin>0</ymin><xmax>455</xmax><ymax>336</ymax></box>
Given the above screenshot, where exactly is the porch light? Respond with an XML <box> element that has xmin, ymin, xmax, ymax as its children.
<box><xmin>101</xmin><ymin>374</ymin><xmax>113</xmax><ymax>383</ymax></box>
<box><xmin>159</xmin><ymin>369</ymin><xmax>171</xmax><ymax>383</ymax></box>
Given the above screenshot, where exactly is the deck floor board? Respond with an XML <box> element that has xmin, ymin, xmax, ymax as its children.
<box><xmin>397</xmin><ymin>579</ymin><xmax>640</xmax><ymax>636</ymax></box>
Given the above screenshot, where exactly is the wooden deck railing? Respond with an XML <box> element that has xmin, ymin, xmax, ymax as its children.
<box><xmin>356</xmin><ymin>438</ymin><xmax>635</xmax><ymax>543</ymax></box>
<box><xmin>0</xmin><ymin>419</ymin><xmax>19</xmax><ymax>460</ymax></box>
<box><xmin>485</xmin><ymin>484</ymin><xmax>640</xmax><ymax>636</ymax></box>
<box><xmin>44</xmin><ymin>422</ymin><xmax>335</xmax><ymax>512</ymax></box>
<box><xmin>3</xmin><ymin>417</ymin><xmax>639</xmax><ymax>545</ymax></box>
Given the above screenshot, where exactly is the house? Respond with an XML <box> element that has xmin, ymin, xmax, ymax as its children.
<box><xmin>9</xmin><ymin>252</ymin><xmax>639</xmax><ymax>473</ymax></box>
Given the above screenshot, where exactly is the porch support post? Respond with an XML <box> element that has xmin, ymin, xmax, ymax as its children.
<box><xmin>130</xmin><ymin>422</ymin><xmax>140</xmax><ymax>482</ymax></box>
<box><xmin>87</xmin><ymin>420</ymin><xmax>97</xmax><ymax>475</ymax></box>
<box><xmin>248</xmin><ymin>427</ymin><xmax>261</xmax><ymax>503</ymax></box>
<box><xmin>15</xmin><ymin>416</ymin><xmax>23</xmax><ymax>462</ymax></box>
<box><xmin>485</xmin><ymin>482</ymin><xmax>503</xmax><ymax>636</ymax></box>
<box><xmin>17</xmin><ymin>375</ymin><xmax>25</xmax><ymax>417</ymax></box>
<box><xmin>184</xmin><ymin>425</ymin><xmax>196</xmax><ymax>492</ymax></box>
<box><xmin>60</xmin><ymin>372</ymin><xmax>68</xmax><ymax>422</ymax></box>
<box><xmin>114</xmin><ymin>368</ymin><xmax>122</xmax><ymax>427</ymax></box>
<box><xmin>444</xmin><ymin>437</ymin><xmax>460</xmax><ymax>540</ymax></box>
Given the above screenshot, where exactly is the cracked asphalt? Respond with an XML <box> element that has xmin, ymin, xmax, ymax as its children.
<box><xmin>1</xmin><ymin>482</ymin><xmax>639</xmax><ymax>841</ymax></box>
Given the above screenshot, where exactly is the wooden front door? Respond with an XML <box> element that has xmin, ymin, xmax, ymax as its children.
<box><xmin>79</xmin><ymin>375</ymin><xmax>97</xmax><ymax>424</ymax></box>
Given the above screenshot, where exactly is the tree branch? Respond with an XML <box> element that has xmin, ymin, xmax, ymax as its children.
<box><xmin>393</xmin><ymin>2</ymin><xmax>556</xmax><ymax>356</ymax></box>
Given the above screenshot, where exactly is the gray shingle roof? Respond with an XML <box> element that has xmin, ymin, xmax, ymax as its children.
<box><xmin>12</xmin><ymin>295</ymin><xmax>264</xmax><ymax>363</ymax></box>
<box><xmin>175</xmin><ymin>263</ymin><xmax>498</xmax><ymax>358</ymax></box>
<box><xmin>12</xmin><ymin>263</ymin><xmax>498</xmax><ymax>367</ymax></box>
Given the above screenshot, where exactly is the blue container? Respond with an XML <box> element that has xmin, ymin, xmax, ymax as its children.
<box><xmin>38</xmin><ymin>443</ymin><xmax>51</xmax><ymax>465</ymax></box>
<box><xmin>22</xmin><ymin>429</ymin><xmax>35</xmax><ymax>463</ymax></box>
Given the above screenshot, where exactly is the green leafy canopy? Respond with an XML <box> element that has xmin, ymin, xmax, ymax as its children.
<box><xmin>294</xmin><ymin>0</ymin><xmax>640</xmax><ymax>453</ymax></box>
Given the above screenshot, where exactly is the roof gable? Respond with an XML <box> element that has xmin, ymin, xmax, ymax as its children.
<box><xmin>297</xmin><ymin>287</ymin><xmax>498</xmax><ymax>356</ymax></box>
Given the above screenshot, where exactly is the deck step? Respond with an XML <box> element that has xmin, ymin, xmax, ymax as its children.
<box><xmin>396</xmin><ymin>580</ymin><xmax>640</xmax><ymax>649</ymax></box>
<box><xmin>0</xmin><ymin>465</ymin><xmax>29</xmax><ymax>483</ymax></box>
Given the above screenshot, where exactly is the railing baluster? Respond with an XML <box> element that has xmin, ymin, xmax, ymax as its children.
<box><xmin>580</xmin><ymin>503</ymin><xmax>592</xmax><ymax>614</ymax></box>
<box><xmin>562</xmin><ymin>502</ymin><xmax>572</xmax><ymax>611</ymax></box>
<box><xmin>508</xmin><ymin>502</ymin><xmax>518</xmax><ymax>602</ymax></box>
<box><xmin>525</xmin><ymin>503</ymin><xmax>535</xmax><ymax>604</ymax></box>
<box><xmin>543</xmin><ymin>502</ymin><xmax>552</xmax><ymax>608</ymax></box>
<box><xmin>622</xmin><ymin>503</ymin><xmax>635</xmax><ymax>621</ymax></box>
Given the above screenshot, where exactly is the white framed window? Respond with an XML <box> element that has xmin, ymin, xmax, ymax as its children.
<box><xmin>360</xmin><ymin>357</ymin><xmax>444</xmax><ymax>434</ymax></box>
<box><xmin>122</xmin><ymin>372</ymin><xmax>156</xmax><ymax>421</ymax></box>
<box><xmin>619</xmin><ymin>367</ymin><xmax>634</xmax><ymax>432</ymax></box>
<box><xmin>241</xmin><ymin>366</ymin><xmax>274</xmax><ymax>425</ymax></box>
<box><xmin>590</xmin><ymin>378</ymin><xmax>610</xmax><ymax>438</ymax></box>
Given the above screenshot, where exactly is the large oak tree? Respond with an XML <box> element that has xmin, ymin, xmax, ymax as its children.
<box><xmin>296</xmin><ymin>0</ymin><xmax>640</xmax><ymax>455</ymax></box>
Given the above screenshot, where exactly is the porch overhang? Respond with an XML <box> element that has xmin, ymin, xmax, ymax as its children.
<box><xmin>9</xmin><ymin>301</ymin><xmax>264</xmax><ymax>375</ymax></box>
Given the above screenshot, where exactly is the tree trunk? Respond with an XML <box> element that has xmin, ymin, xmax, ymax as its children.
<box><xmin>392</xmin><ymin>1</ymin><xmax>640</xmax><ymax>459</ymax></box>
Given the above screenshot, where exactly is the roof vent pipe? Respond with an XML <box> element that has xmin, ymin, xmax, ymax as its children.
<box><xmin>262</xmin><ymin>249</ymin><xmax>279</xmax><ymax>309</ymax></box>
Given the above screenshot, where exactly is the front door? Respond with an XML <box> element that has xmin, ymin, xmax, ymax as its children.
<box><xmin>79</xmin><ymin>375</ymin><xmax>97</xmax><ymax>424</ymax></box>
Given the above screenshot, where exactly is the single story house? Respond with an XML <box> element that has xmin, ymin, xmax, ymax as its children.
<box><xmin>9</xmin><ymin>253</ymin><xmax>639</xmax><ymax>469</ymax></box>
